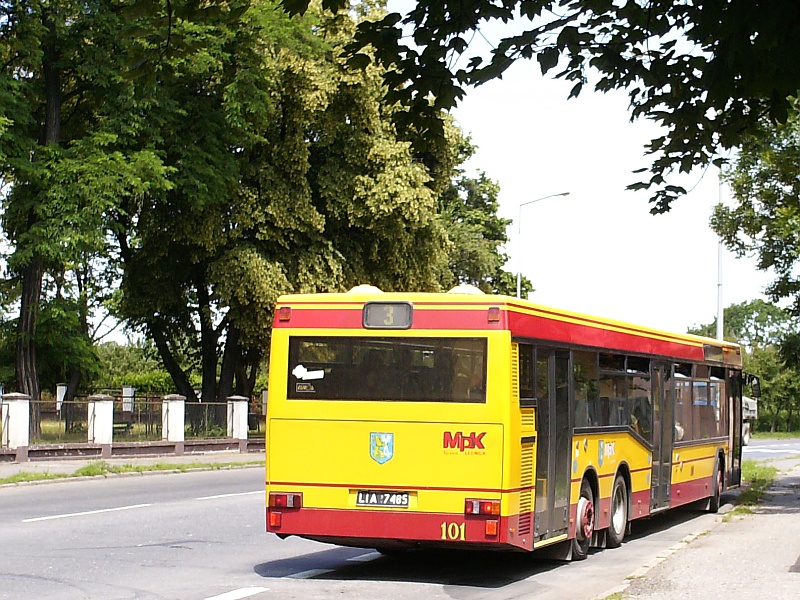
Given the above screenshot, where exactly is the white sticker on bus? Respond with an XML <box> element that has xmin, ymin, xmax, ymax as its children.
<box><xmin>292</xmin><ymin>364</ymin><xmax>325</xmax><ymax>380</ymax></box>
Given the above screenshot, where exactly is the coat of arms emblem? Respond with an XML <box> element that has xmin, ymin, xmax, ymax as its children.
<box><xmin>370</xmin><ymin>432</ymin><xmax>394</xmax><ymax>464</ymax></box>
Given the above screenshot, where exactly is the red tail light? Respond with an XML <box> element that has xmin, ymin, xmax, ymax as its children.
<box><xmin>465</xmin><ymin>499</ymin><xmax>500</xmax><ymax>516</ymax></box>
<box><xmin>278</xmin><ymin>306</ymin><xmax>292</xmax><ymax>322</ymax></box>
<box><xmin>269</xmin><ymin>492</ymin><xmax>302</xmax><ymax>509</ymax></box>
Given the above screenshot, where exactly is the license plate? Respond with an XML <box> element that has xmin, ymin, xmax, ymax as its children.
<box><xmin>356</xmin><ymin>490</ymin><xmax>410</xmax><ymax>507</ymax></box>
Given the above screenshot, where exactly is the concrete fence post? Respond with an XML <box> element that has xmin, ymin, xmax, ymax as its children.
<box><xmin>88</xmin><ymin>394</ymin><xmax>114</xmax><ymax>457</ymax></box>
<box><xmin>162</xmin><ymin>394</ymin><xmax>185</xmax><ymax>454</ymax></box>
<box><xmin>1</xmin><ymin>392</ymin><xmax>30</xmax><ymax>462</ymax></box>
<box><xmin>56</xmin><ymin>383</ymin><xmax>67</xmax><ymax>413</ymax></box>
<box><xmin>227</xmin><ymin>395</ymin><xmax>249</xmax><ymax>452</ymax></box>
<box><xmin>122</xmin><ymin>386</ymin><xmax>135</xmax><ymax>412</ymax></box>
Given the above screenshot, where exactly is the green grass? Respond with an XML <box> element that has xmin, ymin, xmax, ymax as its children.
<box><xmin>0</xmin><ymin>460</ymin><xmax>263</xmax><ymax>486</ymax></box>
<box><xmin>0</xmin><ymin>471</ymin><xmax>72</xmax><ymax>485</ymax></box>
<box><xmin>724</xmin><ymin>459</ymin><xmax>779</xmax><ymax>519</ymax></box>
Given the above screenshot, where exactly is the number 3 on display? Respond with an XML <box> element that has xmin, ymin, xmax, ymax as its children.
<box><xmin>440</xmin><ymin>521</ymin><xmax>466</xmax><ymax>541</ymax></box>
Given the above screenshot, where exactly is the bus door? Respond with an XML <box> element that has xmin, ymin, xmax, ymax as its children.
<box><xmin>650</xmin><ymin>362</ymin><xmax>673</xmax><ymax>511</ymax></box>
<box><xmin>534</xmin><ymin>348</ymin><xmax>571</xmax><ymax>541</ymax></box>
<box><xmin>729</xmin><ymin>371</ymin><xmax>743</xmax><ymax>486</ymax></box>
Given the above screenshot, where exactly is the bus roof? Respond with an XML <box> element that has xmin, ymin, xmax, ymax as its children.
<box><xmin>274</xmin><ymin>287</ymin><xmax>742</xmax><ymax>368</ymax></box>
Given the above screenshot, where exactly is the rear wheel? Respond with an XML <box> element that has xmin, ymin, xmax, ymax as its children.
<box><xmin>708</xmin><ymin>460</ymin><xmax>723</xmax><ymax>513</ymax></box>
<box><xmin>606</xmin><ymin>474</ymin><xmax>628</xmax><ymax>548</ymax></box>
<box><xmin>571</xmin><ymin>478</ymin><xmax>594</xmax><ymax>561</ymax></box>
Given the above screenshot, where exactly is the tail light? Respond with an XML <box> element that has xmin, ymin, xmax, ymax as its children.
<box><xmin>465</xmin><ymin>499</ymin><xmax>500</xmax><ymax>516</ymax></box>
<box><xmin>269</xmin><ymin>492</ymin><xmax>302</xmax><ymax>509</ymax></box>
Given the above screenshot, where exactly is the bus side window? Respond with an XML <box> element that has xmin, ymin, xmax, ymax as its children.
<box><xmin>573</xmin><ymin>351</ymin><xmax>598</xmax><ymax>427</ymax></box>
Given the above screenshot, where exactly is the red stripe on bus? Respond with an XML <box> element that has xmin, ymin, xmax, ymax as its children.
<box><xmin>507</xmin><ymin>311</ymin><xmax>706</xmax><ymax>362</ymax></box>
<box><xmin>273</xmin><ymin>307</ymin><xmax>506</xmax><ymax>330</ymax></box>
<box><xmin>272</xmin><ymin>305</ymin><xmax>710</xmax><ymax>362</ymax></box>
<box><xmin>267</xmin><ymin>481</ymin><xmax>534</xmax><ymax>494</ymax></box>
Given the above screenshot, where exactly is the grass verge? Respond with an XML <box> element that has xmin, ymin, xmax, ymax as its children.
<box><xmin>724</xmin><ymin>459</ymin><xmax>778</xmax><ymax>519</ymax></box>
<box><xmin>0</xmin><ymin>460</ymin><xmax>263</xmax><ymax>485</ymax></box>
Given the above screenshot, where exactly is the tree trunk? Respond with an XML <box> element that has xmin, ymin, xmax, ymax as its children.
<box><xmin>150</xmin><ymin>321</ymin><xmax>197</xmax><ymax>401</ymax></box>
<box><xmin>17</xmin><ymin>257</ymin><xmax>44</xmax><ymax>437</ymax></box>
<box><xmin>218</xmin><ymin>323</ymin><xmax>240</xmax><ymax>402</ymax></box>
<box><xmin>18</xmin><ymin>7</ymin><xmax>63</xmax><ymax>437</ymax></box>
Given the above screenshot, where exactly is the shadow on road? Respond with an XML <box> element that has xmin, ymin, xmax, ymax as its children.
<box><xmin>254</xmin><ymin>502</ymin><xmax>720</xmax><ymax>589</ymax></box>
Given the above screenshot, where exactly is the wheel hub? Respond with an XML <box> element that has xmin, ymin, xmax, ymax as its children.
<box><xmin>576</xmin><ymin>496</ymin><xmax>594</xmax><ymax>540</ymax></box>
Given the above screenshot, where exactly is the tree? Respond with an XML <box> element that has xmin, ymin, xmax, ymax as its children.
<box><xmin>0</xmin><ymin>0</ymin><xmax>171</xmax><ymax>421</ymax></box>
<box><xmin>689</xmin><ymin>300</ymin><xmax>800</xmax><ymax>432</ymax></box>
<box><xmin>437</xmin><ymin>139</ymin><xmax>529</xmax><ymax>296</ymax></box>
<box><xmin>282</xmin><ymin>0</ymin><xmax>800</xmax><ymax>213</ymax></box>
<box><xmin>688</xmin><ymin>299</ymin><xmax>797</xmax><ymax>350</ymax></box>
<box><xmin>111</xmin><ymin>2</ymin><xmax>459</xmax><ymax>422</ymax></box>
<box><xmin>713</xmin><ymin>99</ymin><xmax>800</xmax><ymax>316</ymax></box>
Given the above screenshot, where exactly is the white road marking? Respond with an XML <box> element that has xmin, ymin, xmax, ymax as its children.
<box><xmin>204</xmin><ymin>587</ymin><xmax>269</xmax><ymax>600</ymax></box>
<box><xmin>347</xmin><ymin>551</ymin><xmax>382</xmax><ymax>562</ymax></box>
<box><xmin>23</xmin><ymin>503</ymin><xmax>152</xmax><ymax>523</ymax></box>
<box><xmin>288</xmin><ymin>569</ymin><xmax>334</xmax><ymax>579</ymax></box>
<box><xmin>196</xmin><ymin>491</ymin><xmax>263</xmax><ymax>501</ymax></box>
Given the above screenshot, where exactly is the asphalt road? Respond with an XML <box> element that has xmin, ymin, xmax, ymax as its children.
<box><xmin>0</xmin><ymin>467</ymin><xmax>740</xmax><ymax>600</ymax></box>
<box><xmin>742</xmin><ymin>436</ymin><xmax>800</xmax><ymax>461</ymax></box>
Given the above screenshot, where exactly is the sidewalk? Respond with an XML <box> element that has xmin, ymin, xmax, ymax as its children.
<box><xmin>621</xmin><ymin>457</ymin><xmax>800</xmax><ymax>599</ymax></box>
<box><xmin>0</xmin><ymin>449</ymin><xmax>264</xmax><ymax>484</ymax></box>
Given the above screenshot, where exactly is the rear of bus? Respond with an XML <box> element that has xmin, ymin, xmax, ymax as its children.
<box><xmin>265</xmin><ymin>289</ymin><xmax>528</xmax><ymax>551</ymax></box>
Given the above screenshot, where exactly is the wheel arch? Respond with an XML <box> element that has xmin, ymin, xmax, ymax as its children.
<box><xmin>581</xmin><ymin>465</ymin><xmax>600</xmax><ymax>507</ymax></box>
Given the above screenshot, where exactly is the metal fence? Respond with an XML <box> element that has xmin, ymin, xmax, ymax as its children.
<box><xmin>27</xmin><ymin>393</ymin><xmax>265</xmax><ymax>445</ymax></box>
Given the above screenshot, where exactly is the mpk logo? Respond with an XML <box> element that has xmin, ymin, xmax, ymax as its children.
<box><xmin>443</xmin><ymin>431</ymin><xmax>486</xmax><ymax>452</ymax></box>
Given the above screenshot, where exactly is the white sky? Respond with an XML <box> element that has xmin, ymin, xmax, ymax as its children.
<box><xmin>449</xmin><ymin>59</ymin><xmax>773</xmax><ymax>334</ymax></box>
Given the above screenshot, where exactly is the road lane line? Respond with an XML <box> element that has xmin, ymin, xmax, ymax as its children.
<box><xmin>23</xmin><ymin>503</ymin><xmax>152</xmax><ymax>523</ymax></box>
<box><xmin>288</xmin><ymin>569</ymin><xmax>333</xmax><ymax>578</ymax></box>
<box><xmin>196</xmin><ymin>491</ymin><xmax>263</xmax><ymax>501</ymax></box>
<box><xmin>347</xmin><ymin>551</ymin><xmax>382</xmax><ymax>562</ymax></box>
<box><xmin>204</xmin><ymin>587</ymin><xmax>269</xmax><ymax>600</ymax></box>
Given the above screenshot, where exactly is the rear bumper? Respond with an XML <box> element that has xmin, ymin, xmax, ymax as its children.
<box><xmin>267</xmin><ymin>506</ymin><xmax>519</xmax><ymax>549</ymax></box>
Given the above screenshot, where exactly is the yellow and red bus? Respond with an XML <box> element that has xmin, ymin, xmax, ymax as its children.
<box><xmin>265</xmin><ymin>285</ymin><xmax>744</xmax><ymax>560</ymax></box>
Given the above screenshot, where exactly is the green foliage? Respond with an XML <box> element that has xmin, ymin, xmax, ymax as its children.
<box><xmin>0</xmin><ymin>0</ymin><xmax>518</xmax><ymax>406</ymax></box>
<box><xmin>689</xmin><ymin>300</ymin><xmax>800</xmax><ymax>432</ymax></box>
<box><xmin>734</xmin><ymin>460</ymin><xmax>779</xmax><ymax>511</ymax></box>
<box><xmin>688</xmin><ymin>300</ymin><xmax>797</xmax><ymax>349</ymax></box>
<box><xmin>93</xmin><ymin>342</ymin><xmax>176</xmax><ymax>394</ymax></box>
<box><xmin>281</xmin><ymin>0</ymin><xmax>800</xmax><ymax>212</ymax></box>
<box><xmin>110</xmin><ymin>1</ymin><xmax>461</xmax><ymax>404</ymax></box>
<box><xmin>714</xmin><ymin>99</ymin><xmax>800</xmax><ymax>316</ymax></box>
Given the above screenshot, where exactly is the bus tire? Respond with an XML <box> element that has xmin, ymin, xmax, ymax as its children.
<box><xmin>708</xmin><ymin>460</ymin><xmax>723</xmax><ymax>513</ymax></box>
<box><xmin>606</xmin><ymin>474</ymin><xmax>628</xmax><ymax>548</ymax></box>
<box><xmin>571</xmin><ymin>478</ymin><xmax>594</xmax><ymax>561</ymax></box>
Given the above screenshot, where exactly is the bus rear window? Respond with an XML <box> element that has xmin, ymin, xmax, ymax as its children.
<box><xmin>287</xmin><ymin>336</ymin><xmax>487</xmax><ymax>403</ymax></box>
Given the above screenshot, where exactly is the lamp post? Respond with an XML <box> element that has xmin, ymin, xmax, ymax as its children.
<box><xmin>516</xmin><ymin>191</ymin><xmax>571</xmax><ymax>299</ymax></box>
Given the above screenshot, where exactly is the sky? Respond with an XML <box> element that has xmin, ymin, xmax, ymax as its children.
<box><xmin>448</xmin><ymin>59</ymin><xmax>773</xmax><ymax>335</ymax></box>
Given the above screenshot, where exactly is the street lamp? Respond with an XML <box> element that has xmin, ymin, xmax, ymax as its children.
<box><xmin>516</xmin><ymin>191</ymin><xmax>571</xmax><ymax>299</ymax></box>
